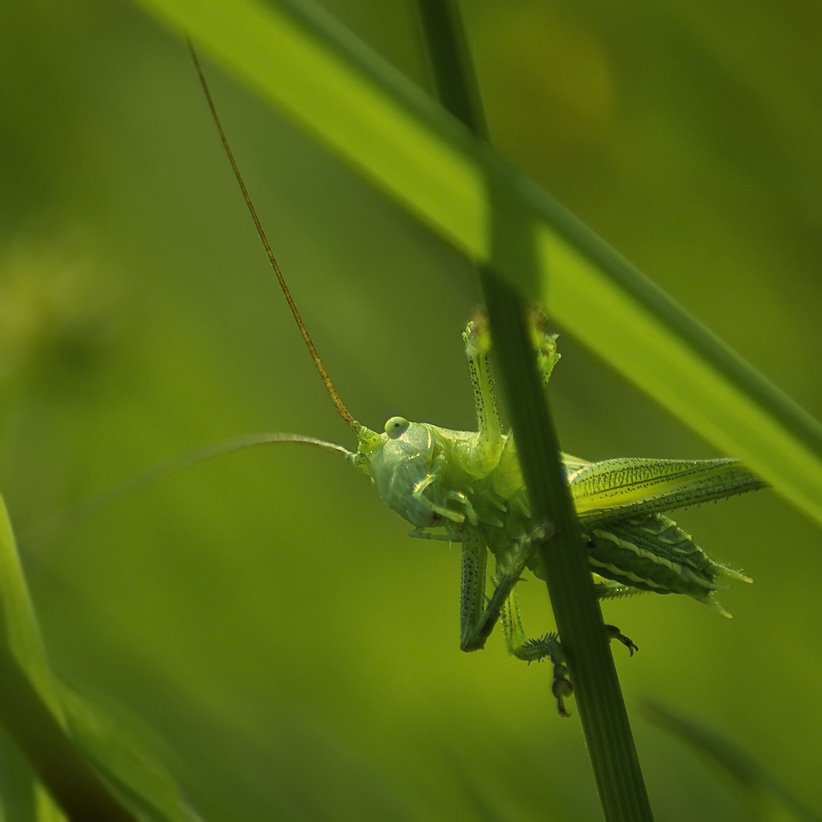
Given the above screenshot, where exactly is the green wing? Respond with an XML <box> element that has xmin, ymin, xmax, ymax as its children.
<box><xmin>567</xmin><ymin>457</ymin><xmax>767</xmax><ymax>525</ymax></box>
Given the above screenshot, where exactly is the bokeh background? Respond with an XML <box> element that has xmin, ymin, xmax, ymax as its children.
<box><xmin>1</xmin><ymin>1</ymin><xmax>821</xmax><ymax>819</ymax></box>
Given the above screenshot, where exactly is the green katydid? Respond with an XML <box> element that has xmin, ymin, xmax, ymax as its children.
<box><xmin>184</xmin><ymin>48</ymin><xmax>768</xmax><ymax>716</ymax></box>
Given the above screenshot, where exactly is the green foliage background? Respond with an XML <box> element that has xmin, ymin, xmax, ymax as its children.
<box><xmin>1</xmin><ymin>1</ymin><xmax>820</xmax><ymax>819</ymax></box>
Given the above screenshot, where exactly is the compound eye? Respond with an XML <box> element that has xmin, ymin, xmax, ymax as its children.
<box><xmin>385</xmin><ymin>416</ymin><xmax>410</xmax><ymax>439</ymax></box>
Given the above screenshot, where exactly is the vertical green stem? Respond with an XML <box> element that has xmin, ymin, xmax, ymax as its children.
<box><xmin>416</xmin><ymin>3</ymin><xmax>653</xmax><ymax>820</ymax></box>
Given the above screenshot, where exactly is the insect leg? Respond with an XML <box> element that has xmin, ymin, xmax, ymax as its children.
<box><xmin>500</xmin><ymin>594</ymin><xmax>635</xmax><ymax>715</ymax></box>
<box><xmin>459</xmin><ymin>524</ymin><xmax>549</xmax><ymax>652</ymax></box>
<box><xmin>413</xmin><ymin>473</ymin><xmax>478</xmax><ymax>525</ymax></box>
<box><xmin>458</xmin><ymin>526</ymin><xmax>635</xmax><ymax>715</ymax></box>
<box><xmin>495</xmin><ymin>587</ymin><xmax>570</xmax><ymax>715</ymax></box>
<box><xmin>459</xmin><ymin>315</ymin><xmax>504</xmax><ymax>476</ymax></box>
<box><xmin>605</xmin><ymin>624</ymin><xmax>639</xmax><ymax>655</ymax></box>
<box><xmin>457</xmin><ymin>311</ymin><xmax>560</xmax><ymax>493</ymax></box>
<box><xmin>528</xmin><ymin>308</ymin><xmax>561</xmax><ymax>388</ymax></box>
<box><xmin>459</xmin><ymin>529</ymin><xmax>488</xmax><ymax>650</ymax></box>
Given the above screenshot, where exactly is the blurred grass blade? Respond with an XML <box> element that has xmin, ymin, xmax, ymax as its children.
<box><xmin>0</xmin><ymin>647</ymin><xmax>135</xmax><ymax>822</ymax></box>
<box><xmin>59</xmin><ymin>685</ymin><xmax>199</xmax><ymax>822</ymax></box>
<box><xmin>644</xmin><ymin>701</ymin><xmax>820</xmax><ymax>822</ymax></box>
<box><xmin>0</xmin><ymin>494</ymin><xmax>71</xmax><ymax>819</ymax></box>
<box><xmin>0</xmin><ymin>496</ymin><xmax>194</xmax><ymax>821</ymax></box>
<box><xmin>133</xmin><ymin>0</ymin><xmax>822</xmax><ymax>525</ymax></box>
<box><xmin>0</xmin><ymin>495</ymin><xmax>130</xmax><ymax>820</ymax></box>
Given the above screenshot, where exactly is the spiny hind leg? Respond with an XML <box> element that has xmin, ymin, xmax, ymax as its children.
<box><xmin>502</xmin><ymin>589</ymin><xmax>573</xmax><ymax>717</ymax></box>
<box><xmin>504</xmin><ymin>606</ymin><xmax>638</xmax><ymax>716</ymax></box>
<box><xmin>501</xmin><ymin>587</ymin><xmax>638</xmax><ymax>716</ymax></box>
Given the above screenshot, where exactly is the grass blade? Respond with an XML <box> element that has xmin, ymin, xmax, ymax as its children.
<box><xmin>645</xmin><ymin>701</ymin><xmax>820</xmax><ymax>822</ymax></box>
<box><xmin>0</xmin><ymin>496</ymin><xmax>195</xmax><ymax>821</ymax></box>
<box><xmin>132</xmin><ymin>0</ymin><xmax>822</xmax><ymax>523</ymax></box>
<box><xmin>418</xmin><ymin>3</ymin><xmax>653</xmax><ymax>819</ymax></box>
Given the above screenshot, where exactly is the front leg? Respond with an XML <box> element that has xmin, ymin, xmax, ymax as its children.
<box><xmin>412</xmin><ymin>453</ymin><xmax>478</xmax><ymax>525</ymax></box>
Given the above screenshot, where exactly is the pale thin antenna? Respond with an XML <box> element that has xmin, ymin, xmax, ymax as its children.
<box><xmin>188</xmin><ymin>40</ymin><xmax>360</xmax><ymax>433</ymax></box>
<box><xmin>26</xmin><ymin>433</ymin><xmax>354</xmax><ymax>544</ymax></box>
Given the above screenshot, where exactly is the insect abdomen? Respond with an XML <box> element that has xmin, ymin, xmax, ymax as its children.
<box><xmin>586</xmin><ymin>513</ymin><xmax>750</xmax><ymax>613</ymax></box>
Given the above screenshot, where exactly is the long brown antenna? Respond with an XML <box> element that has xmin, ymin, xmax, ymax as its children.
<box><xmin>188</xmin><ymin>41</ymin><xmax>359</xmax><ymax>432</ymax></box>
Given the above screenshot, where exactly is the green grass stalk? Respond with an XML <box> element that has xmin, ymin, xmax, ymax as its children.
<box><xmin>416</xmin><ymin>3</ymin><xmax>653</xmax><ymax>819</ymax></box>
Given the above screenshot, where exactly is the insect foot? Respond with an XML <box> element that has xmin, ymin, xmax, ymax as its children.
<box><xmin>515</xmin><ymin>625</ymin><xmax>637</xmax><ymax>716</ymax></box>
<box><xmin>605</xmin><ymin>624</ymin><xmax>639</xmax><ymax>656</ymax></box>
<box><xmin>527</xmin><ymin>307</ymin><xmax>561</xmax><ymax>387</ymax></box>
<box><xmin>461</xmin><ymin>309</ymin><xmax>491</xmax><ymax>361</ymax></box>
<box><xmin>552</xmin><ymin>668</ymin><xmax>573</xmax><ymax>718</ymax></box>
<box><xmin>516</xmin><ymin>633</ymin><xmax>573</xmax><ymax>717</ymax></box>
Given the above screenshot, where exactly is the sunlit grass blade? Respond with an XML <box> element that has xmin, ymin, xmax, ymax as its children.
<box><xmin>131</xmin><ymin>0</ymin><xmax>822</xmax><ymax>526</ymax></box>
